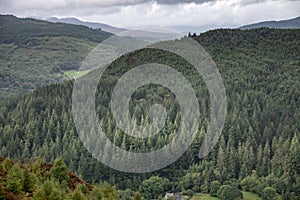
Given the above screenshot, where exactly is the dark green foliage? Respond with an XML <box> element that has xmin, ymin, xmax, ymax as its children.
<box><xmin>217</xmin><ymin>185</ymin><xmax>243</xmax><ymax>200</ymax></box>
<box><xmin>0</xmin><ymin>15</ymin><xmax>111</xmax><ymax>44</ymax></box>
<box><xmin>99</xmin><ymin>182</ymin><xmax>119</xmax><ymax>200</ymax></box>
<box><xmin>182</xmin><ymin>189</ymin><xmax>194</xmax><ymax>197</ymax></box>
<box><xmin>32</xmin><ymin>187</ymin><xmax>47</xmax><ymax>200</ymax></box>
<box><xmin>23</xmin><ymin>168</ymin><xmax>36</xmax><ymax>192</ymax></box>
<box><xmin>255</xmin><ymin>182</ymin><xmax>268</xmax><ymax>196</ymax></box>
<box><xmin>0</xmin><ymin>179</ymin><xmax>3</xmax><ymax>200</ymax></box>
<box><xmin>179</xmin><ymin>172</ymin><xmax>202</xmax><ymax>192</ymax></box>
<box><xmin>0</xmin><ymin>15</ymin><xmax>111</xmax><ymax>100</ymax></box>
<box><xmin>89</xmin><ymin>186</ymin><xmax>102</xmax><ymax>200</ymax></box>
<box><xmin>77</xmin><ymin>184</ymin><xmax>89</xmax><ymax>195</ymax></box>
<box><xmin>0</xmin><ymin>36</ymin><xmax>96</xmax><ymax>100</ymax></box>
<box><xmin>3</xmin><ymin>158</ymin><xmax>12</xmax><ymax>171</ymax></box>
<box><xmin>139</xmin><ymin>176</ymin><xmax>170</xmax><ymax>199</ymax></box>
<box><xmin>50</xmin><ymin>157</ymin><xmax>69</xmax><ymax>184</ymax></box>
<box><xmin>0</xmin><ymin>28</ymin><xmax>299</xmax><ymax>198</ymax></box>
<box><xmin>42</xmin><ymin>180</ymin><xmax>56</xmax><ymax>196</ymax></box>
<box><xmin>71</xmin><ymin>189</ymin><xmax>86</xmax><ymax>200</ymax></box>
<box><xmin>240</xmin><ymin>171</ymin><xmax>259</xmax><ymax>192</ymax></box>
<box><xmin>49</xmin><ymin>188</ymin><xmax>63</xmax><ymax>200</ymax></box>
<box><xmin>210</xmin><ymin>180</ymin><xmax>221</xmax><ymax>197</ymax></box>
<box><xmin>120</xmin><ymin>189</ymin><xmax>134</xmax><ymax>200</ymax></box>
<box><xmin>133</xmin><ymin>191</ymin><xmax>142</xmax><ymax>200</ymax></box>
<box><xmin>7</xmin><ymin>164</ymin><xmax>24</xmax><ymax>194</ymax></box>
<box><xmin>261</xmin><ymin>187</ymin><xmax>277</xmax><ymax>200</ymax></box>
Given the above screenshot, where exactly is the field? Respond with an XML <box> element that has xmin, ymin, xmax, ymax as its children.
<box><xmin>190</xmin><ymin>192</ymin><xmax>262</xmax><ymax>200</ymax></box>
<box><xmin>63</xmin><ymin>70</ymin><xmax>91</xmax><ymax>79</ymax></box>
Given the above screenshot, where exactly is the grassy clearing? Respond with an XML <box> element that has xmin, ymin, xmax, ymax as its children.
<box><xmin>190</xmin><ymin>192</ymin><xmax>261</xmax><ymax>200</ymax></box>
<box><xmin>191</xmin><ymin>193</ymin><xmax>220</xmax><ymax>200</ymax></box>
<box><xmin>242</xmin><ymin>191</ymin><xmax>261</xmax><ymax>200</ymax></box>
<box><xmin>63</xmin><ymin>70</ymin><xmax>91</xmax><ymax>79</ymax></box>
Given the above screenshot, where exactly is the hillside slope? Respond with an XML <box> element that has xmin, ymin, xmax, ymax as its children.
<box><xmin>0</xmin><ymin>28</ymin><xmax>299</xmax><ymax>199</ymax></box>
<box><xmin>0</xmin><ymin>15</ymin><xmax>112</xmax><ymax>100</ymax></box>
<box><xmin>0</xmin><ymin>157</ymin><xmax>105</xmax><ymax>200</ymax></box>
<box><xmin>0</xmin><ymin>15</ymin><xmax>112</xmax><ymax>44</ymax></box>
<box><xmin>240</xmin><ymin>16</ymin><xmax>300</xmax><ymax>29</ymax></box>
<box><xmin>47</xmin><ymin>17</ymin><xmax>127</xmax><ymax>34</ymax></box>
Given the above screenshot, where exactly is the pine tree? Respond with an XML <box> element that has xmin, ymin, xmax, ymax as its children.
<box><xmin>0</xmin><ymin>179</ymin><xmax>3</xmax><ymax>200</ymax></box>
<box><xmin>23</xmin><ymin>168</ymin><xmax>36</xmax><ymax>192</ymax></box>
<box><xmin>7</xmin><ymin>164</ymin><xmax>24</xmax><ymax>194</ymax></box>
<box><xmin>71</xmin><ymin>189</ymin><xmax>86</xmax><ymax>200</ymax></box>
<box><xmin>133</xmin><ymin>192</ymin><xmax>142</xmax><ymax>200</ymax></box>
<box><xmin>50</xmin><ymin>157</ymin><xmax>69</xmax><ymax>184</ymax></box>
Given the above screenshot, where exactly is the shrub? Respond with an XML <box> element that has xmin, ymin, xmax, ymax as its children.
<box><xmin>217</xmin><ymin>185</ymin><xmax>243</xmax><ymax>200</ymax></box>
<box><xmin>0</xmin><ymin>180</ymin><xmax>3</xmax><ymax>200</ymax></box>
<box><xmin>49</xmin><ymin>157</ymin><xmax>69</xmax><ymax>184</ymax></box>
<box><xmin>77</xmin><ymin>184</ymin><xmax>89</xmax><ymax>195</ymax></box>
<box><xmin>89</xmin><ymin>186</ymin><xmax>102</xmax><ymax>200</ymax></box>
<box><xmin>139</xmin><ymin>176</ymin><xmax>170</xmax><ymax>199</ymax></box>
<box><xmin>7</xmin><ymin>164</ymin><xmax>24</xmax><ymax>194</ymax></box>
<box><xmin>240</xmin><ymin>175</ymin><xmax>259</xmax><ymax>192</ymax></box>
<box><xmin>42</xmin><ymin>180</ymin><xmax>54</xmax><ymax>196</ymax></box>
<box><xmin>119</xmin><ymin>189</ymin><xmax>134</xmax><ymax>200</ymax></box>
<box><xmin>3</xmin><ymin>158</ymin><xmax>12</xmax><ymax>171</ymax></box>
<box><xmin>23</xmin><ymin>169</ymin><xmax>36</xmax><ymax>192</ymax></box>
<box><xmin>49</xmin><ymin>188</ymin><xmax>63</xmax><ymax>200</ymax></box>
<box><xmin>210</xmin><ymin>180</ymin><xmax>221</xmax><ymax>197</ymax></box>
<box><xmin>133</xmin><ymin>192</ymin><xmax>142</xmax><ymax>200</ymax></box>
<box><xmin>32</xmin><ymin>187</ymin><xmax>47</xmax><ymax>200</ymax></box>
<box><xmin>261</xmin><ymin>187</ymin><xmax>276</xmax><ymax>200</ymax></box>
<box><xmin>71</xmin><ymin>189</ymin><xmax>86</xmax><ymax>200</ymax></box>
<box><xmin>100</xmin><ymin>182</ymin><xmax>119</xmax><ymax>200</ymax></box>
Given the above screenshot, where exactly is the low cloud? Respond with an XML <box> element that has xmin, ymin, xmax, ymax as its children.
<box><xmin>0</xmin><ymin>0</ymin><xmax>299</xmax><ymax>30</ymax></box>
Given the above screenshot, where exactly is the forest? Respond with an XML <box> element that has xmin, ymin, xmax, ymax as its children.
<box><xmin>0</xmin><ymin>15</ymin><xmax>299</xmax><ymax>200</ymax></box>
<box><xmin>0</xmin><ymin>157</ymin><xmax>123</xmax><ymax>200</ymax></box>
<box><xmin>0</xmin><ymin>15</ymin><xmax>111</xmax><ymax>100</ymax></box>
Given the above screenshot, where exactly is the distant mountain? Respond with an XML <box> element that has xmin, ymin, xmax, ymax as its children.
<box><xmin>169</xmin><ymin>24</ymin><xmax>232</xmax><ymax>34</ymax></box>
<box><xmin>0</xmin><ymin>15</ymin><xmax>111</xmax><ymax>100</ymax></box>
<box><xmin>240</xmin><ymin>16</ymin><xmax>300</xmax><ymax>29</ymax></box>
<box><xmin>47</xmin><ymin>17</ymin><xmax>127</xmax><ymax>34</ymax></box>
<box><xmin>0</xmin><ymin>15</ymin><xmax>111</xmax><ymax>44</ymax></box>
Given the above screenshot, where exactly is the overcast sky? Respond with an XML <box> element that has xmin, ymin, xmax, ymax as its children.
<box><xmin>1</xmin><ymin>0</ymin><xmax>299</xmax><ymax>30</ymax></box>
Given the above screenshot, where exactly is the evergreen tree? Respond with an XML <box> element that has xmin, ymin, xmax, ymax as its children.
<box><xmin>0</xmin><ymin>179</ymin><xmax>3</xmax><ymax>200</ymax></box>
<box><xmin>133</xmin><ymin>192</ymin><xmax>142</xmax><ymax>200</ymax></box>
<box><xmin>71</xmin><ymin>189</ymin><xmax>86</xmax><ymax>200</ymax></box>
<box><xmin>23</xmin><ymin>168</ymin><xmax>36</xmax><ymax>192</ymax></box>
<box><xmin>100</xmin><ymin>182</ymin><xmax>119</xmax><ymax>200</ymax></box>
<box><xmin>7</xmin><ymin>164</ymin><xmax>24</xmax><ymax>194</ymax></box>
<box><xmin>50</xmin><ymin>157</ymin><xmax>69</xmax><ymax>184</ymax></box>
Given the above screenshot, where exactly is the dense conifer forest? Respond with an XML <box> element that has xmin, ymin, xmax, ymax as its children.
<box><xmin>0</xmin><ymin>15</ymin><xmax>111</xmax><ymax>100</ymax></box>
<box><xmin>0</xmin><ymin>16</ymin><xmax>299</xmax><ymax>200</ymax></box>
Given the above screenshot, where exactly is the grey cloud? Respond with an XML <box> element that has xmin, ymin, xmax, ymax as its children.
<box><xmin>1</xmin><ymin>0</ymin><xmax>287</xmax><ymax>11</ymax></box>
<box><xmin>154</xmin><ymin>0</ymin><xmax>213</xmax><ymax>4</ymax></box>
<box><xmin>0</xmin><ymin>0</ymin><xmax>298</xmax><ymax>30</ymax></box>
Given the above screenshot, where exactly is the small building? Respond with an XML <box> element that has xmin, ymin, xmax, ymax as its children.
<box><xmin>164</xmin><ymin>192</ymin><xmax>183</xmax><ymax>200</ymax></box>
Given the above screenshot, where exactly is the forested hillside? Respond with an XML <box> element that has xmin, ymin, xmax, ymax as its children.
<box><xmin>0</xmin><ymin>15</ymin><xmax>111</xmax><ymax>100</ymax></box>
<box><xmin>0</xmin><ymin>28</ymin><xmax>299</xmax><ymax>199</ymax></box>
<box><xmin>0</xmin><ymin>15</ymin><xmax>111</xmax><ymax>44</ymax></box>
<box><xmin>0</xmin><ymin>157</ymin><xmax>124</xmax><ymax>200</ymax></box>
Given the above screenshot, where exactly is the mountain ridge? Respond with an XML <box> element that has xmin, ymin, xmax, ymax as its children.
<box><xmin>240</xmin><ymin>16</ymin><xmax>300</xmax><ymax>29</ymax></box>
<box><xmin>0</xmin><ymin>27</ymin><xmax>299</xmax><ymax>199</ymax></box>
<box><xmin>0</xmin><ymin>15</ymin><xmax>112</xmax><ymax>100</ymax></box>
<box><xmin>46</xmin><ymin>17</ymin><xmax>127</xmax><ymax>34</ymax></box>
